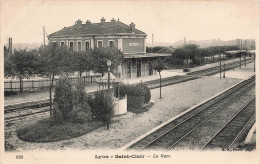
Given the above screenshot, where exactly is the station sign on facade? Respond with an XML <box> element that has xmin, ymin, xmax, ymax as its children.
<box><xmin>129</xmin><ymin>43</ymin><xmax>139</xmax><ymax>46</ymax></box>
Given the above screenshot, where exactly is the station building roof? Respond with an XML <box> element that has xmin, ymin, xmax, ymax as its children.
<box><xmin>48</xmin><ymin>18</ymin><xmax>146</xmax><ymax>38</ymax></box>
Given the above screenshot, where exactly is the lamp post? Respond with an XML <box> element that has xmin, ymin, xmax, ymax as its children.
<box><xmin>107</xmin><ymin>60</ymin><xmax>112</xmax><ymax>93</ymax></box>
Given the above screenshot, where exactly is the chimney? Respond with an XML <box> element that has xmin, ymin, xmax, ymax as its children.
<box><xmin>86</xmin><ymin>20</ymin><xmax>91</xmax><ymax>25</ymax></box>
<box><xmin>101</xmin><ymin>17</ymin><xmax>106</xmax><ymax>24</ymax></box>
<box><xmin>8</xmin><ymin>38</ymin><xmax>12</xmax><ymax>54</ymax></box>
<box><xmin>111</xmin><ymin>18</ymin><xmax>116</xmax><ymax>22</ymax></box>
<box><xmin>130</xmin><ymin>22</ymin><xmax>135</xmax><ymax>33</ymax></box>
<box><xmin>75</xmin><ymin>19</ymin><xmax>82</xmax><ymax>25</ymax></box>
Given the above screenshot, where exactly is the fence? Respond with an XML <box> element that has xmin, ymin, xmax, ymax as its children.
<box><xmin>4</xmin><ymin>75</ymin><xmax>101</xmax><ymax>92</ymax></box>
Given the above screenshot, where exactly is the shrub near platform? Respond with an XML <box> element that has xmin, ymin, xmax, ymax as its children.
<box><xmin>127</xmin><ymin>95</ymin><xmax>144</xmax><ymax>111</ymax></box>
<box><xmin>137</xmin><ymin>83</ymin><xmax>151</xmax><ymax>104</ymax></box>
<box><xmin>119</xmin><ymin>84</ymin><xmax>152</xmax><ymax>113</ymax></box>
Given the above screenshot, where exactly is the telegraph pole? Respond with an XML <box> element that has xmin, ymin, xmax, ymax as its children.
<box><xmin>239</xmin><ymin>39</ymin><xmax>242</xmax><ymax>69</ymax></box>
<box><xmin>223</xmin><ymin>46</ymin><xmax>226</xmax><ymax>78</ymax></box>
<box><xmin>253</xmin><ymin>53</ymin><xmax>255</xmax><ymax>72</ymax></box>
<box><xmin>43</xmin><ymin>26</ymin><xmax>46</xmax><ymax>47</ymax></box>
<box><xmin>152</xmin><ymin>33</ymin><xmax>154</xmax><ymax>47</ymax></box>
<box><xmin>245</xmin><ymin>40</ymin><xmax>247</xmax><ymax>67</ymax></box>
<box><xmin>43</xmin><ymin>26</ymin><xmax>46</xmax><ymax>56</ymax></box>
<box><xmin>219</xmin><ymin>53</ymin><xmax>222</xmax><ymax>79</ymax></box>
<box><xmin>223</xmin><ymin>62</ymin><xmax>225</xmax><ymax>78</ymax></box>
<box><xmin>233</xmin><ymin>53</ymin><xmax>235</xmax><ymax>71</ymax></box>
<box><xmin>240</xmin><ymin>39</ymin><xmax>242</xmax><ymax>52</ymax></box>
<box><xmin>240</xmin><ymin>54</ymin><xmax>242</xmax><ymax>69</ymax></box>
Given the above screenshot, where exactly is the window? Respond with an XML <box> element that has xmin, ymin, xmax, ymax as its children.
<box><xmin>52</xmin><ymin>42</ymin><xmax>57</xmax><ymax>48</ymax></box>
<box><xmin>97</xmin><ymin>40</ymin><xmax>103</xmax><ymax>48</ymax></box>
<box><xmin>85</xmin><ymin>41</ymin><xmax>90</xmax><ymax>50</ymax></box>
<box><xmin>109</xmin><ymin>40</ymin><xmax>114</xmax><ymax>48</ymax></box>
<box><xmin>60</xmin><ymin>41</ymin><xmax>65</xmax><ymax>47</ymax></box>
<box><xmin>77</xmin><ymin>41</ymin><xmax>82</xmax><ymax>51</ymax></box>
<box><xmin>69</xmin><ymin>42</ymin><xmax>74</xmax><ymax>50</ymax></box>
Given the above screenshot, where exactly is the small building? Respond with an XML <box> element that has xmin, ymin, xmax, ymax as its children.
<box><xmin>155</xmin><ymin>46</ymin><xmax>175</xmax><ymax>54</ymax></box>
<box><xmin>48</xmin><ymin>17</ymin><xmax>171</xmax><ymax>79</ymax></box>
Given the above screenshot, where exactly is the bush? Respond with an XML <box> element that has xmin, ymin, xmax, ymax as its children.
<box><xmin>69</xmin><ymin>82</ymin><xmax>92</xmax><ymax>123</ymax></box>
<box><xmin>119</xmin><ymin>83</ymin><xmax>145</xmax><ymax>98</ymax></box>
<box><xmin>127</xmin><ymin>95</ymin><xmax>144</xmax><ymax>110</ymax></box>
<box><xmin>52</xmin><ymin>102</ymin><xmax>63</xmax><ymax>124</ymax></box>
<box><xmin>89</xmin><ymin>91</ymin><xmax>115</xmax><ymax>129</ymax></box>
<box><xmin>119</xmin><ymin>84</ymin><xmax>147</xmax><ymax>110</ymax></box>
<box><xmin>68</xmin><ymin>106</ymin><xmax>92</xmax><ymax>123</ymax></box>
<box><xmin>137</xmin><ymin>83</ymin><xmax>151</xmax><ymax>104</ymax></box>
<box><xmin>53</xmin><ymin>76</ymin><xmax>73</xmax><ymax>121</ymax></box>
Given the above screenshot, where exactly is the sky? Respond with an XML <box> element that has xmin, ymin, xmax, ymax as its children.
<box><xmin>1</xmin><ymin>0</ymin><xmax>259</xmax><ymax>45</ymax></box>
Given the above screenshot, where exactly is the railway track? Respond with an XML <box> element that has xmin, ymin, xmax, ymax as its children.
<box><xmin>4</xmin><ymin>59</ymin><xmax>253</xmax><ymax>125</ymax></box>
<box><xmin>201</xmin><ymin>98</ymin><xmax>255</xmax><ymax>150</ymax></box>
<box><xmin>144</xmin><ymin>59</ymin><xmax>252</xmax><ymax>89</ymax></box>
<box><xmin>187</xmin><ymin>59</ymin><xmax>252</xmax><ymax>76</ymax></box>
<box><xmin>125</xmin><ymin>75</ymin><xmax>255</xmax><ymax>151</ymax></box>
<box><xmin>5</xmin><ymin>107</ymin><xmax>49</xmax><ymax>123</ymax></box>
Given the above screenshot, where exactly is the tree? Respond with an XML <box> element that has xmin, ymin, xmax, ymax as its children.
<box><xmin>174</xmin><ymin>47</ymin><xmax>190</xmax><ymax>65</ymax></box>
<box><xmin>153</xmin><ymin>58</ymin><xmax>166</xmax><ymax>99</ymax></box>
<box><xmin>4</xmin><ymin>45</ymin><xmax>9</xmax><ymax>57</ymax></box>
<box><xmin>89</xmin><ymin>90</ymin><xmax>115</xmax><ymax>129</ymax></box>
<box><xmin>39</xmin><ymin>44</ymin><xmax>71</xmax><ymax>117</ymax></box>
<box><xmin>183</xmin><ymin>44</ymin><xmax>200</xmax><ymax>65</ymax></box>
<box><xmin>7</xmin><ymin>49</ymin><xmax>40</xmax><ymax>91</ymax></box>
<box><xmin>90</xmin><ymin>47</ymin><xmax>123</xmax><ymax>76</ymax></box>
<box><xmin>69</xmin><ymin>50</ymin><xmax>92</xmax><ymax>78</ymax></box>
<box><xmin>53</xmin><ymin>76</ymin><xmax>73</xmax><ymax>122</ymax></box>
<box><xmin>69</xmin><ymin>81</ymin><xmax>92</xmax><ymax>123</ymax></box>
<box><xmin>4</xmin><ymin>54</ymin><xmax>14</xmax><ymax>78</ymax></box>
<box><xmin>197</xmin><ymin>48</ymin><xmax>209</xmax><ymax>65</ymax></box>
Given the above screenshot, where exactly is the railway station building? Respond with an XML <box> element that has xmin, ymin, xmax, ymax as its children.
<box><xmin>48</xmin><ymin>17</ymin><xmax>171</xmax><ymax>79</ymax></box>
